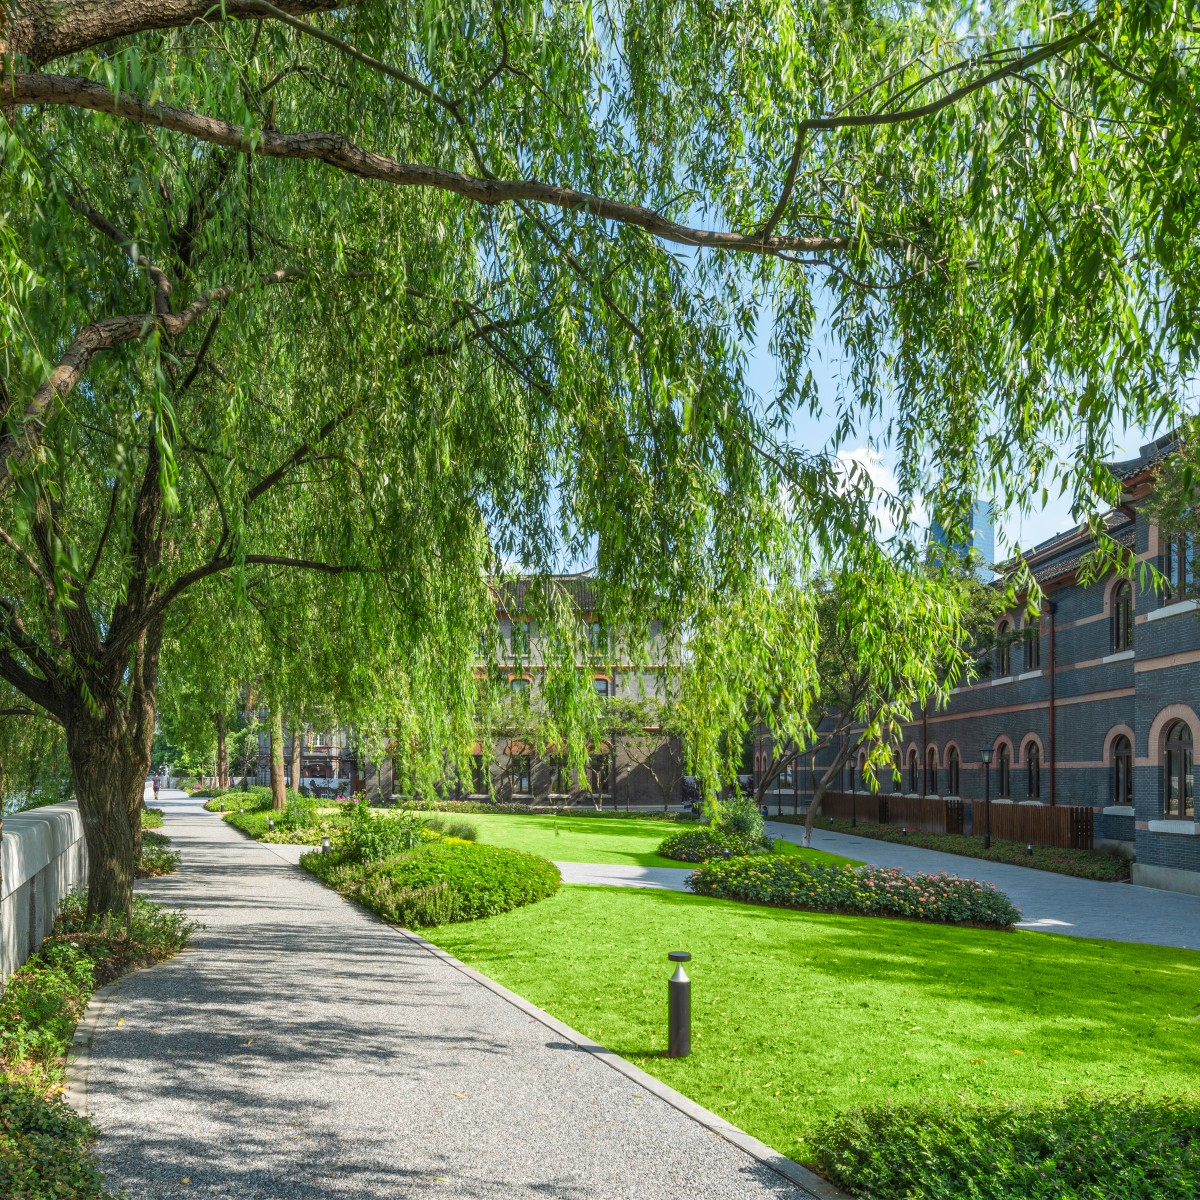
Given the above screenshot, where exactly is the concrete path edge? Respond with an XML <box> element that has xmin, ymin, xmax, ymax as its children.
<box><xmin>398</xmin><ymin>925</ymin><xmax>850</xmax><ymax>1200</ymax></box>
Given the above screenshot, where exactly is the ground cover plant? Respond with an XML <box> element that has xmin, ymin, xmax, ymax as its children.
<box><xmin>303</xmin><ymin>840</ymin><xmax>560</xmax><ymax>928</ymax></box>
<box><xmin>428</xmin><ymin>885</ymin><xmax>1200</xmax><ymax>1167</ymax></box>
<box><xmin>140</xmin><ymin>807</ymin><xmax>164</xmax><ymax>829</ymax></box>
<box><xmin>0</xmin><ymin>893</ymin><xmax>195</xmax><ymax>1198</ymax></box>
<box><xmin>690</xmin><ymin>858</ymin><xmax>1021</xmax><ymax>928</ymax></box>
<box><xmin>813</xmin><ymin>1092</ymin><xmax>1200</xmax><ymax>1200</ymax></box>
<box><xmin>138</xmin><ymin>831</ymin><xmax>180</xmax><ymax>878</ymax></box>
<box><xmin>783</xmin><ymin>817</ymin><xmax>1132</xmax><ymax>881</ymax></box>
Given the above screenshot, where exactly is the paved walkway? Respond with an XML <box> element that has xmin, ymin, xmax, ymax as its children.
<box><xmin>766</xmin><ymin>820</ymin><xmax>1200</xmax><ymax>951</ymax></box>
<box><xmin>82</xmin><ymin>791</ymin><xmax>821</xmax><ymax>1199</ymax></box>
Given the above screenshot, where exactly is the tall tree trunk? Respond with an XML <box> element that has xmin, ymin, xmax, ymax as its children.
<box><xmin>270</xmin><ymin>703</ymin><xmax>286</xmax><ymax>809</ymax></box>
<box><xmin>215</xmin><ymin>710</ymin><xmax>228</xmax><ymax>788</ymax></box>
<box><xmin>66</xmin><ymin>704</ymin><xmax>149</xmax><ymax>917</ymax></box>
<box><xmin>290</xmin><ymin>724</ymin><xmax>301</xmax><ymax>790</ymax></box>
<box><xmin>803</xmin><ymin>734</ymin><xmax>850</xmax><ymax>848</ymax></box>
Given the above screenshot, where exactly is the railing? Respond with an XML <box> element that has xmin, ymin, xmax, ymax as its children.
<box><xmin>886</xmin><ymin>795</ymin><xmax>965</xmax><ymax>835</ymax></box>
<box><xmin>816</xmin><ymin>791</ymin><xmax>887</xmax><ymax>823</ymax></box>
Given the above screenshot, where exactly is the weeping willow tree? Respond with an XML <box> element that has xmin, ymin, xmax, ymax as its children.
<box><xmin>0</xmin><ymin>0</ymin><xmax>1198</xmax><ymax>914</ymax></box>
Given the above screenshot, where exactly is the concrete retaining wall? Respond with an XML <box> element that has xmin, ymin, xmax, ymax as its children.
<box><xmin>1</xmin><ymin>802</ymin><xmax>87</xmax><ymax>987</ymax></box>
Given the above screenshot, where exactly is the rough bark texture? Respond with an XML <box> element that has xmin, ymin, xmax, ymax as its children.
<box><xmin>66</xmin><ymin>704</ymin><xmax>148</xmax><ymax>917</ymax></box>
<box><xmin>2</xmin><ymin>1</ymin><xmax>347</xmax><ymax>67</ymax></box>
<box><xmin>216</xmin><ymin>710</ymin><xmax>228</xmax><ymax>788</ymax></box>
<box><xmin>270</xmin><ymin>704</ymin><xmax>286</xmax><ymax>810</ymax></box>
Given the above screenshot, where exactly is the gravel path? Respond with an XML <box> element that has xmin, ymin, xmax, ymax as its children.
<box><xmin>767</xmin><ymin>820</ymin><xmax>1200</xmax><ymax>951</ymax></box>
<box><xmin>83</xmin><ymin>791</ymin><xmax>823</xmax><ymax>1200</ymax></box>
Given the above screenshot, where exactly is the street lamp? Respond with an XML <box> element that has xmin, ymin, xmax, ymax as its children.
<box><xmin>979</xmin><ymin>745</ymin><xmax>993</xmax><ymax>850</ymax></box>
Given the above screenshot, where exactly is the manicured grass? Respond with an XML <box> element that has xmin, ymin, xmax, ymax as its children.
<box><xmin>428</xmin><ymin>885</ymin><xmax>1200</xmax><ymax>1164</ymax></box>
<box><xmin>466</xmin><ymin>811</ymin><xmax>860</xmax><ymax>870</ymax></box>
<box><xmin>776</xmin><ymin>815</ymin><xmax>1131</xmax><ymax>881</ymax></box>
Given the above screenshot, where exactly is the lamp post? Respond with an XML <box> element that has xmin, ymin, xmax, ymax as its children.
<box><xmin>979</xmin><ymin>745</ymin><xmax>993</xmax><ymax>849</ymax></box>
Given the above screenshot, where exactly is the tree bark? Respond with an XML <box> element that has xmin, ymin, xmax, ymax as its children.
<box><xmin>802</xmin><ymin>734</ymin><xmax>851</xmax><ymax>848</ymax></box>
<box><xmin>270</xmin><ymin>702</ymin><xmax>286</xmax><ymax>809</ymax></box>
<box><xmin>66</xmin><ymin>703</ymin><xmax>148</xmax><ymax>917</ymax></box>
<box><xmin>290</xmin><ymin>724</ymin><xmax>301</xmax><ymax>790</ymax></box>
<box><xmin>215</xmin><ymin>710</ymin><xmax>228</xmax><ymax>787</ymax></box>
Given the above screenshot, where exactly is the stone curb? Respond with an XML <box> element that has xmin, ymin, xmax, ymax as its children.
<box><xmin>66</xmin><ymin>972</ymin><xmax>124</xmax><ymax>1119</ymax></box>
<box><xmin>399</xmin><ymin>925</ymin><xmax>851</xmax><ymax>1200</ymax></box>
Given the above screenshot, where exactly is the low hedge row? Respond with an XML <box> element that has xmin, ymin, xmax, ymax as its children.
<box><xmin>688</xmin><ymin>857</ymin><xmax>1021</xmax><ymax>928</ymax></box>
<box><xmin>302</xmin><ymin>840</ymin><xmax>560</xmax><ymax>928</ymax></box>
<box><xmin>813</xmin><ymin>1092</ymin><xmax>1200</xmax><ymax>1199</ymax></box>
<box><xmin>658</xmin><ymin>828</ymin><xmax>774</xmax><ymax>862</ymax></box>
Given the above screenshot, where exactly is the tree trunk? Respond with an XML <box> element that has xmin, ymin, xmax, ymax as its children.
<box><xmin>66</xmin><ymin>705</ymin><xmax>149</xmax><ymax>917</ymax></box>
<box><xmin>290</xmin><ymin>724</ymin><xmax>301</xmax><ymax>790</ymax></box>
<box><xmin>270</xmin><ymin>703</ymin><xmax>286</xmax><ymax>809</ymax></box>
<box><xmin>215</xmin><ymin>710</ymin><xmax>228</xmax><ymax>787</ymax></box>
<box><xmin>803</xmin><ymin>735</ymin><xmax>850</xmax><ymax>848</ymax></box>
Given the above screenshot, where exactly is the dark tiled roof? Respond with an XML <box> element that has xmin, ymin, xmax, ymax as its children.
<box><xmin>1029</xmin><ymin>522</ymin><xmax>1136</xmax><ymax>584</ymax></box>
<box><xmin>1104</xmin><ymin>431</ymin><xmax>1180</xmax><ymax>482</ymax></box>
<box><xmin>495</xmin><ymin>572</ymin><xmax>598</xmax><ymax>615</ymax></box>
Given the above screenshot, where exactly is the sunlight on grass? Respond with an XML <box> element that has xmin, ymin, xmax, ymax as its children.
<box><xmin>465</xmin><ymin>812</ymin><xmax>859</xmax><ymax>869</ymax></box>
<box><xmin>429</xmin><ymin>885</ymin><xmax>1200</xmax><ymax>1164</ymax></box>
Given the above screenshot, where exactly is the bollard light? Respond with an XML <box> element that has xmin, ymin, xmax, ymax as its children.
<box><xmin>238</xmin><ymin>807</ymin><xmax>244</xmax><ymax>813</ymax></box>
<box><xmin>1026</xmin><ymin>842</ymin><xmax>1034</xmax><ymax>856</ymax></box>
<box><xmin>902</xmin><ymin>827</ymin><xmax>908</xmax><ymax>836</ymax></box>
<box><xmin>267</xmin><ymin>817</ymin><xmax>275</xmax><ymax>832</ymax></box>
<box><xmin>722</xmin><ymin>847</ymin><xmax>732</xmax><ymax>860</ymax></box>
<box><xmin>667</xmin><ymin>951</ymin><xmax>691</xmax><ymax>1058</ymax></box>
<box><xmin>321</xmin><ymin>837</ymin><xmax>331</xmax><ymax>855</ymax></box>
<box><xmin>219</xmin><ymin>801</ymin><xmax>224</xmax><ymax>812</ymax></box>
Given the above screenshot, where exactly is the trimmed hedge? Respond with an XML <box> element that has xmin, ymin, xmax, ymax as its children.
<box><xmin>658</xmin><ymin>828</ymin><xmax>774</xmax><ymax>862</ymax></box>
<box><xmin>813</xmin><ymin>1093</ymin><xmax>1200</xmax><ymax>1200</ymax></box>
<box><xmin>688</xmin><ymin>857</ymin><xmax>1021</xmax><ymax>928</ymax></box>
<box><xmin>302</xmin><ymin>840</ymin><xmax>560</xmax><ymax>927</ymax></box>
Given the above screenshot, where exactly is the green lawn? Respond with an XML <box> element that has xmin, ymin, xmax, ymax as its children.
<box><xmin>464</xmin><ymin>811</ymin><xmax>859</xmax><ymax>870</ymax></box>
<box><xmin>429</xmin><ymin>885</ymin><xmax>1200</xmax><ymax>1163</ymax></box>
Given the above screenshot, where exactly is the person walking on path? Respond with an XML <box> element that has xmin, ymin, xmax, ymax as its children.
<box><xmin>151</xmin><ymin>773</ymin><xmax>160</xmax><ymax>802</ymax></box>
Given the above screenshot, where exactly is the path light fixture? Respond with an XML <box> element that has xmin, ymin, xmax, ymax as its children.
<box><xmin>219</xmin><ymin>801</ymin><xmax>224</xmax><ymax>813</ymax></box>
<box><xmin>267</xmin><ymin>817</ymin><xmax>275</xmax><ymax>832</ymax></box>
<box><xmin>722</xmin><ymin>847</ymin><xmax>732</xmax><ymax>860</ymax></box>
<box><xmin>901</xmin><ymin>827</ymin><xmax>908</xmax><ymax>836</ymax></box>
<box><xmin>979</xmin><ymin>746</ymin><xmax>993</xmax><ymax>850</ymax></box>
<box><xmin>667</xmin><ymin>952</ymin><xmax>691</xmax><ymax>1058</ymax></box>
<box><xmin>1026</xmin><ymin>843</ymin><xmax>1034</xmax><ymax>856</ymax></box>
<box><xmin>321</xmin><ymin>837</ymin><xmax>331</xmax><ymax>855</ymax></box>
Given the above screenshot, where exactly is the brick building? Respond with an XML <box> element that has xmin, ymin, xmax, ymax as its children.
<box><xmin>796</xmin><ymin>433</ymin><xmax>1200</xmax><ymax>896</ymax></box>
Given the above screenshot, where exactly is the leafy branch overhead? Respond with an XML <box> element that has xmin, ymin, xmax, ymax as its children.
<box><xmin>0</xmin><ymin>0</ymin><xmax>1196</xmax><ymax>914</ymax></box>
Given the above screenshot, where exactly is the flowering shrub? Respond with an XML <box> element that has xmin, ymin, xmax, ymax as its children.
<box><xmin>688</xmin><ymin>857</ymin><xmax>1020</xmax><ymax>928</ymax></box>
<box><xmin>658</xmin><ymin>829</ymin><xmax>774</xmax><ymax>862</ymax></box>
<box><xmin>813</xmin><ymin>1092</ymin><xmax>1200</xmax><ymax>1199</ymax></box>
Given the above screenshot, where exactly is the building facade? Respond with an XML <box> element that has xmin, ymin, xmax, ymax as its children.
<box><xmin>801</xmin><ymin>434</ymin><xmax>1200</xmax><ymax>895</ymax></box>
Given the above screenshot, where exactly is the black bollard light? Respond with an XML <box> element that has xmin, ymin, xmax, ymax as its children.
<box><xmin>219</xmin><ymin>801</ymin><xmax>225</xmax><ymax>812</ymax></box>
<box><xmin>1026</xmin><ymin>842</ymin><xmax>1034</xmax><ymax>856</ymax></box>
<box><xmin>267</xmin><ymin>817</ymin><xmax>275</xmax><ymax>832</ymax></box>
<box><xmin>321</xmin><ymin>837</ymin><xmax>331</xmax><ymax>855</ymax></box>
<box><xmin>722</xmin><ymin>847</ymin><xmax>732</xmax><ymax>860</ymax></box>
<box><xmin>668</xmin><ymin>951</ymin><xmax>691</xmax><ymax>1058</ymax></box>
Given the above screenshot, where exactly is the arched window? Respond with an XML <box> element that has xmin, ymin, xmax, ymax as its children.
<box><xmin>947</xmin><ymin>746</ymin><xmax>960</xmax><ymax>796</ymax></box>
<box><xmin>1165</xmin><ymin>722</ymin><xmax>1194</xmax><ymax>818</ymax></box>
<box><xmin>1026</xmin><ymin>742</ymin><xmax>1041</xmax><ymax>800</ymax></box>
<box><xmin>997</xmin><ymin>743</ymin><xmax>1011</xmax><ymax>798</ymax></box>
<box><xmin>907</xmin><ymin>748</ymin><xmax>919</xmax><ymax>793</ymax></box>
<box><xmin>996</xmin><ymin>620</ymin><xmax>1012</xmax><ymax>677</ymax></box>
<box><xmin>1112</xmin><ymin>581</ymin><xmax>1133</xmax><ymax>651</ymax></box>
<box><xmin>1023</xmin><ymin>620</ymin><xmax>1041</xmax><ymax>670</ymax></box>
<box><xmin>926</xmin><ymin>746</ymin><xmax>938</xmax><ymax>795</ymax></box>
<box><xmin>1112</xmin><ymin>734</ymin><xmax>1132</xmax><ymax>806</ymax></box>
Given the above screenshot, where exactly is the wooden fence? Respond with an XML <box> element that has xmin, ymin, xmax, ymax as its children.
<box><xmin>982</xmin><ymin>802</ymin><xmax>1094</xmax><ymax>850</ymax></box>
<box><xmin>811</xmin><ymin>791</ymin><xmax>1090</xmax><ymax>849</ymax></box>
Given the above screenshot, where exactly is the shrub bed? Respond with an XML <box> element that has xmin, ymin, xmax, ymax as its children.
<box><xmin>0</xmin><ymin>893</ymin><xmax>195</xmax><ymax>1199</ymax></box>
<box><xmin>141</xmin><ymin>806</ymin><xmax>164</xmax><ymax>829</ymax></box>
<box><xmin>812</xmin><ymin>1092</ymin><xmax>1200</xmax><ymax>1200</ymax></box>
<box><xmin>777</xmin><ymin>815</ymin><xmax>1131</xmax><ymax>881</ymax></box>
<box><xmin>688</xmin><ymin>857</ymin><xmax>1021</xmax><ymax>928</ymax></box>
<box><xmin>138</xmin><ymin>831</ymin><xmax>180</xmax><ymax>877</ymax></box>
<box><xmin>658</xmin><ymin>828</ymin><xmax>774</xmax><ymax>862</ymax></box>
<box><xmin>302</xmin><ymin>840</ymin><xmax>560</xmax><ymax>928</ymax></box>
